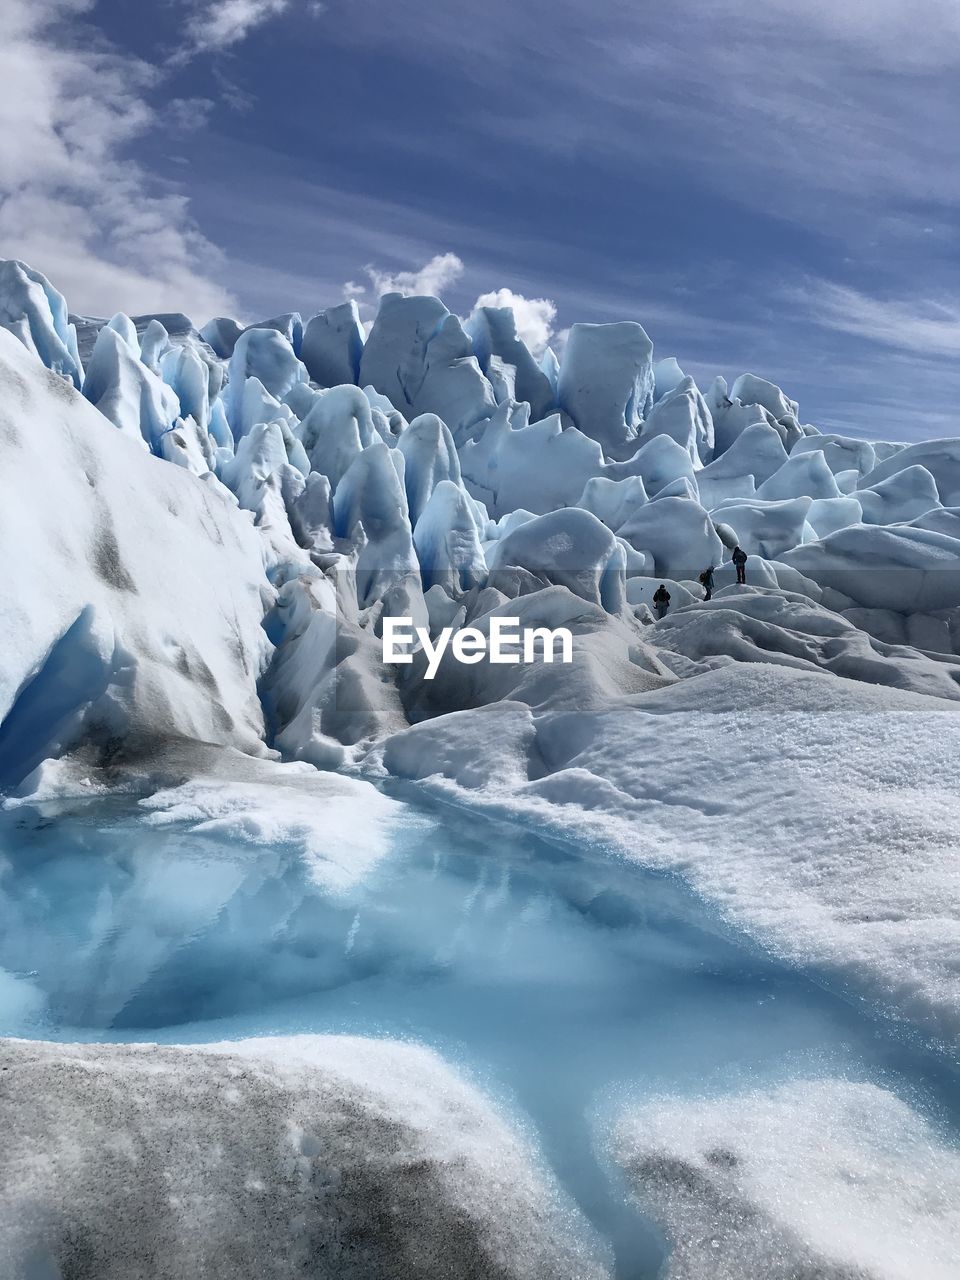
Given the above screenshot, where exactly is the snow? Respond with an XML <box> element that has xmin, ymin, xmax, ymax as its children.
<box><xmin>0</xmin><ymin>1034</ymin><xmax>607</xmax><ymax>1280</ymax></box>
<box><xmin>140</xmin><ymin>769</ymin><xmax>408</xmax><ymax>893</ymax></box>
<box><xmin>615</xmin><ymin>1078</ymin><xmax>960</xmax><ymax>1280</ymax></box>
<box><xmin>4</xmin><ymin>249</ymin><xmax>960</xmax><ymax>1077</ymax></box>
<box><xmin>378</xmin><ymin>663</ymin><xmax>960</xmax><ymax>1045</ymax></box>
<box><xmin>0</xmin><ymin>328</ymin><xmax>270</xmax><ymax>788</ymax></box>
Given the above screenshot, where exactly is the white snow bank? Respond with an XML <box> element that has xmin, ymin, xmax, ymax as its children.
<box><xmin>377</xmin><ymin>663</ymin><xmax>960</xmax><ymax>1044</ymax></box>
<box><xmin>615</xmin><ymin>1078</ymin><xmax>960</xmax><ymax>1279</ymax></box>
<box><xmin>140</xmin><ymin>770</ymin><xmax>407</xmax><ymax>893</ymax></box>
<box><xmin>0</xmin><ymin>1034</ymin><xmax>608</xmax><ymax>1280</ymax></box>
<box><xmin>0</xmin><ymin>330</ymin><xmax>271</xmax><ymax>787</ymax></box>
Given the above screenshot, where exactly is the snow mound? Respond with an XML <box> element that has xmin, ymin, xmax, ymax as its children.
<box><xmin>653</xmin><ymin>588</ymin><xmax>960</xmax><ymax>700</ymax></box>
<box><xmin>615</xmin><ymin>1078</ymin><xmax>960</xmax><ymax>1280</ymax></box>
<box><xmin>0</xmin><ymin>1034</ymin><xmax>608</xmax><ymax>1280</ymax></box>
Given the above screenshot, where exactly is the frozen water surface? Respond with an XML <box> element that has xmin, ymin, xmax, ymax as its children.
<box><xmin>0</xmin><ymin>791</ymin><xmax>958</xmax><ymax>1279</ymax></box>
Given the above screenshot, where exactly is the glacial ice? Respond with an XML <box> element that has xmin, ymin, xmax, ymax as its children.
<box><xmin>2</xmin><ymin>235</ymin><xmax>960</xmax><ymax>1199</ymax></box>
<box><xmin>557</xmin><ymin>321</ymin><xmax>655</xmax><ymax>452</ymax></box>
<box><xmin>0</xmin><ymin>260</ymin><xmax>83</xmax><ymax>387</ymax></box>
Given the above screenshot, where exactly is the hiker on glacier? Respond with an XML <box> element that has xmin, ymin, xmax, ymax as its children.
<box><xmin>653</xmin><ymin>584</ymin><xmax>671</xmax><ymax>619</ymax></box>
<box><xmin>699</xmin><ymin>565</ymin><xmax>715</xmax><ymax>601</ymax></box>
<box><xmin>732</xmin><ymin>546</ymin><xmax>748</xmax><ymax>585</ymax></box>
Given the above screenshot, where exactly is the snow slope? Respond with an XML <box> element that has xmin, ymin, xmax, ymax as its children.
<box><xmin>0</xmin><ymin>329</ymin><xmax>271</xmax><ymax>787</ymax></box>
<box><xmin>1</xmin><ymin>1034</ymin><xmax>607</xmax><ymax>1280</ymax></box>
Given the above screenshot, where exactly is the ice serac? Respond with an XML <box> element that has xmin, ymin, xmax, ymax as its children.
<box><xmin>0</xmin><ymin>1035</ymin><xmax>608</xmax><ymax>1280</ymax></box>
<box><xmin>301</xmin><ymin>300</ymin><xmax>365</xmax><ymax>387</ymax></box>
<box><xmin>488</xmin><ymin>507</ymin><xmax>626</xmax><ymax>611</ymax></box>
<box><xmin>783</xmin><ymin>524</ymin><xmax>960</xmax><ymax>613</ymax></box>
<box><xmin>397</xmin><ymin>412</ymin><xmax>462</xmax><ymax>525</ymax></box>
<box><xmin>558</xmin><ymin>321</ymin><xmax>655</xmax><ymax>454</ymax></box>
<box><xmin>0</xmin><ymin>259</ymin><xmax>83</xmax><ymax>387</ymax></box>
<box><xmin>332</xmin><ymin>441</ymin><xmax>422</xmax><ymax>609</ymax></box>
<box><xmin>223</xmin><ymin>327</ymin><xmax>306</xmax><ymax>429</ymax></box>
<box><xmin>709</xmin><ymin>497</ymin><xmax>812</xmax><ymax>559</ymax></box>
<box><xmin>359</xmin><ymin>293</ymin><xmax>496</xmax><ymax>438</ymax></box>
<box><xmin>82</xmin><ymin>324</ymin><xmax>181</xmax><ymax>449</ymax></box>
<box><xmin>298</xmin><ymin>384</ymin><xmax>378</xmax><ymax>489</ymax></box>
<box><xmin>414</xmin><ymin>479</ymin><xmax>487</xmax><ymax>593</ymax></box>
<box><xmin>637</xmin><ymin>375</ymin><xmax>714</xmax><ymax>463</ymax></box>
<box><xmin>857</xmin><ymin>465</ymin><xmax>941</xmax><ymax>525</ymax></box>
<box><xmin>0</xmin><ymin>329</ymin><xmax>270</xmax><ymax>786</ymax></box>
<box><xmin>619</xmin><ymin>496</ymin><xmax>723</xmax><ymax>578</ymax></box>
<box><xmin>459</xmin><ymin>406</ymin><xmax>607</xmax><ymax>517</ymax></box>
<box><xmin>465</xmin><ymin>304</ymin><xmax>555</xmax><ymax>421</ymax></box>
<box><xmin>755</xmin><ymin>449</ymin><xmax>841</xmax><ymax>502</ymax></box>
<box><xmin>200</xmin><ymin>315</ymin><xmax>244</xmax><ymax>359</ymax></box>
<box><xmin>696</xmin><ymin>422</ymin><xmax>789</xmax><ymax>509</ymax></box>
<box><xmin>859</xmin><ymin>439</ymin><xmax>960</xmax><ymax>506</ymax></box>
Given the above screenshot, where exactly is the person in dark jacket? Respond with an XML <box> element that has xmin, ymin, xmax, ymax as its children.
<box><xmin>699</xmin><ymin>565</ymin><xmax>715</xmax><ymax>601</ymax></box>
<box><xmin>732</xmin><ymin>546</ymin><xmax>748</xmax><ymax>585</ymax></box>
<box><xmin>653</xmin><ymin>583</ymin><xmax>671</xmax><ymax>619</ymax></box>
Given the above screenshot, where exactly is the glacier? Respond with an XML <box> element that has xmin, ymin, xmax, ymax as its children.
<box><xmin>1</xmin><ymin>256</ymin><xmax>959</xmax><ymax>1278</ymax></box>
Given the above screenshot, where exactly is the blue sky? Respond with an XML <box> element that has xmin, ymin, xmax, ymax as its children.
<box><xmin>2</xmin><ymin>0</ymin><xmax>960</xmax><ymax>440</ymax></box>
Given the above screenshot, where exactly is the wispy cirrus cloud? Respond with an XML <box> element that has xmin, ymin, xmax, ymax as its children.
<box><xmin>0</xmin><ymin>0</ymin><xmax>234</xmax><ymax>319</ymax></box>
<box><xmin>797</xmin><ymin>281</ymin><xmax>960</xmax><ymax>358</ymax></box>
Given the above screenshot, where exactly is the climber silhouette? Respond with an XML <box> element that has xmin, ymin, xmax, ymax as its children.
<box><xmin>699</xmin><ymin>565</ymin><xmax>715</xmax><ymax>601</ymax></box>
<box><xmin>653</xmin><ymin>583</ymin><xmax>671</xmax><ymax>619</ymax></box>
<box><xmin>732</xmin><ymin>546</ymin><xmax>748</xmax><ymax>585</ymax></box>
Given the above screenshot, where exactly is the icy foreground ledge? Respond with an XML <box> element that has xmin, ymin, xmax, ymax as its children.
<box><xmin>614</xmin><ymin>1078</ymin><xmax>960</xmax><ymax>1279</ymax></box>
<box><xmin>0</xmin><ymin>1034</ymin><xmax>607</xmax><ymax>1280</ymax></box>
<box><xmin>377</xmin><ymin>663</ymin><xmax>960</xmax><ymax>1046</ymax></box>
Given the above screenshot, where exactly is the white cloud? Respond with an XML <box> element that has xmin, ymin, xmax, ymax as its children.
<box><xmin>183</xmin><ymin>0</ymin><xmax>291</xmax><ymax>55</ymax></box>
<box><xmin>365</xmin><ymin>252</ymin><xmax>465</xmax><ymax>299</ymax></box>
<box><xmin>471</xmin><ymin>287</ymin><xmax>557</xmax><ymax>356</ymax></box>
<box><xmin>0</xmin><ymin>0</ymin><xmax>234</xmax><ymax>320</ymax></box>
<box><xmin>799</xmin><ymin>281</ymin><xmax>960</xmax><ymax>357</ymax></box>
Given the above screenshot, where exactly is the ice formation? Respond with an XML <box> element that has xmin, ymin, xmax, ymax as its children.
<box><xmin>2</xmin><ymin>255</ymin><xmax>960</xmax><ymax>1274</ymax></box>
